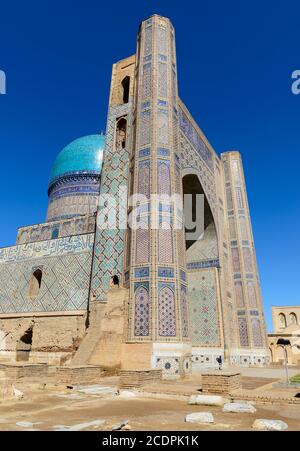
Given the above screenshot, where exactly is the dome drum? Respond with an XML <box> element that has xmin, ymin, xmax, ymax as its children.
<box><xmin>46</xmin><ymin>134</ymin><xmax>105</xmax><ymax>222</ymax></box>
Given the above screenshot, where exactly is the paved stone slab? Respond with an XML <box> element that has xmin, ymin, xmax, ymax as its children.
<box><xmin>223</xmin><ymin>402</ymin><xmax>256</xmax><ymax>413</ymax></box>
<box><xmin>252</xmin><ymin>419</ymin><xmax>288</xmax><ymax>431</ymax></box>
<box><xmin>118</xmin><ymin>390</ymin><xmax>138</xmax><ymax>398</ymax></box>
<box><xmin>185</xmin><ymin>412</ymin><xmax>214</xmax><ymax>424</ymax></box>
<box><xmin>16</xmin><ymin>421</ymin><xmax>43</xmax><ymax>428</ymax></box>
<box><xmin>54</xmin><ymin>419</ymin><xmax>106</xmax><ymax>431</ymax></box>
<box><xmin>112</xmin><ymin>420</ymin><xmax>129</xmax><ymax>431</ymax></box>
<box><xmin>188</xmin><ymin>395</ymin><xmax>226</xmax><ymax>406</ymax></box>
<box><xmin>74</xmin><ymin>385</ymin><xmax>117</xmax><ymax>396</ymax></box>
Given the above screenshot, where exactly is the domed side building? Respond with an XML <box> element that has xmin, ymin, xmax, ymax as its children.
<box><xmin>0</xmin><ymin>133</ymin><xmax>105</xmax><ymax>364</ymax></box>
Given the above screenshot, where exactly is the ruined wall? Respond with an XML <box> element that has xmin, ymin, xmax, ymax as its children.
<box><xmin>0</xmin><ymin>233</ymin><xmax>93</xmax><ymax>364</ymax></box>
<box><xmin>0</xmin><ymin>314</ymin><xmax>86</xmax><ymax>364</ymax></box>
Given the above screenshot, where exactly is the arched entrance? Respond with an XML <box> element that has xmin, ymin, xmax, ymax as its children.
<box><xmin>182</xmin><ymin>173</ymin><xmax>218</xmax><ymax>256</ymax></box>
<box><xmin>182</xmin><ymin>173</ymin><xmax>220</xmax><ymax>352</ymax></box>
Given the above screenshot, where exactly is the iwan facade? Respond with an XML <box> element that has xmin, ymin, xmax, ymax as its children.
<box><xmin>0</xmin><ymin>15</ymin><xmax>268</xmax><ymax>377</ymax></box>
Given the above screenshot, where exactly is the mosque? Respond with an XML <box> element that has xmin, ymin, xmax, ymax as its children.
<box><xmin>0</xmin><ymin>15</ymin><xmax>269</xmax><ymax>377</ymax></box>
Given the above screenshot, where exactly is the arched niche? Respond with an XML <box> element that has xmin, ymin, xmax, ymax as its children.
<box><xmin>115</xmin><ymin>116</ymin><xmax>127</xmax><ymax>150</ymax></box>
<box><xmin>289</xmin><ymin>312</ymin><xmax>298</xmax><ymax>326</ymax></box>
<box><xmin>28</xmin><ymin>268</ymin><xmax>43</xmax><ymax>300</ymax></box>
<box><xmin>182</xmin><ymin>172</ymin><xmax>218</xmax><ymax>260</ymax></box>
<box><xmin>278</xmin><ymin>313</ymin><xmax>287</xmax><ymax>329</ymax></box>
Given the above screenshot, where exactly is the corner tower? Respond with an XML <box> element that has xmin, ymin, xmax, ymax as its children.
<box><xmin>221</xmin><ymin>151</ymin><xmax>268</xmax><ymax>364</ymax></box>
<box><xmin>91</xmin><ymin>16</ymin><xmax>192</xmax><ymax>376</ymax></box>
<box><xmin>125</xmin><ymin>15</ymin><xmax>191</xmax><ymax>375</ymax></box>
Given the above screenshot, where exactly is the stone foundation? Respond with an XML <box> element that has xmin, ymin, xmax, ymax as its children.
<box><xmin>0</xmin><ymin>363</ymin><xmax>48</xmax><ymax>380</ymax></box>
<box><xmin>119</xmin><ymin>369</ymin><xmax>162</xmax><ymax>389</ymax></box>
<box><xmin>201</xmin><ymin>371</ymin><xmax>241</xmax><ymax>395</ymax></box>
<box><xmin>54</xmin><ymin>366</ymin><xmax>105</xmax><ymax>384</ymax></box>
<box><xmin>0</xmin><ymin>363</ymin><xmax>105</xmax><ymax>386</ymax></box>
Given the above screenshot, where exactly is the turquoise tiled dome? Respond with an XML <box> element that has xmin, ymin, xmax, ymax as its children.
<box><xmin>50</xmin><ymin>134</ymin><xmax>105</xmax><ymax>183</ymax></box>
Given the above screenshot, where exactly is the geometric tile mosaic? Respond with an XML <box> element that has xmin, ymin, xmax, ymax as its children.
<box><xmin>0</xmin><ymin>246</ymin><xmax>92</xmax><ymax>314</ymax></box>
<box><xmin>179</xmin><ymin>106</ymin><xmax>214</xmax><ymax>172</ymax></box>
<box><xmin>238</xmin><ymin>317</ymin><xmax>249</xmax><ymax>347</ymax></box>
<box><xmin>92</xmin><ymin>103</ymin><xmax>131</xmax><ymax>301</ymax></box>
<box><xmin>158</xmin><ymin>284</ymin><xmax>176</xmax><ymax>337</ymax></box>
<box><xmin>188</xmin><ymin>268</ymin><xmax>220</xmax><ymax>346</ymax></box>
<box><xmin>134</xmin><ymin>283</ymin><xmax>150</xmax><ymax>337</ymax></box>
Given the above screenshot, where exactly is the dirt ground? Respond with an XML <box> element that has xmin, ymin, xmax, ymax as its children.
<box><xmin>0</xmin><ymin>383</ymin><xmax>300</xmax><ymax>431</ymax></box>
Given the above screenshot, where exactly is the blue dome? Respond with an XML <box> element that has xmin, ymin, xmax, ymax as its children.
<box><xmin>49</xmin><ymin>134</ymin><xmax>105</xmax><ymax>183</ymax></box>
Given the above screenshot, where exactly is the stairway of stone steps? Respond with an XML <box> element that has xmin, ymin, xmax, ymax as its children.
<box><xmin>71</xmin><ymin>287</ymin><xmax>129</xmax><ymax>367</ymax></box>
<box><xmin>70</xmin><ymin>306</ymin><xmax>105</xmax><ymax>366</ymax></box>
<box><xmin>89</xmin><ymin>331</ymin><xmax>122</xmax><ymax>366</ymax></box>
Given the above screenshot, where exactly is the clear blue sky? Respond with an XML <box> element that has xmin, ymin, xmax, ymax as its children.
<box><xmin>0</xmin><ymin>0</ymin><xmax>299</xmax><ymax>331</ymax></box>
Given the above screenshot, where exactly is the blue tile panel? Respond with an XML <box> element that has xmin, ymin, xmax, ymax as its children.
<box><xmin>0</xmin><ymin>234</ymin><xmax>94</xmax><ymax>263</ymax></box>
<box><xmin>179</xmin><ymin>107</ymin><xmax>214</xmax><ymax>172</ymax></box>
<box><xmin>0</xmin><ymin>234</ymin><xmax>94</xmax><ymax>313</ymax></box>
<box><xmin>187</xmin><ymin>259</ymin><xmax>220</xmax><ymax>270</ymax></box>
<box><xmin>188</xmin><ymin>268</ymin><xmax>221</xmax><ymax>346</ymax></box>
<box><xmin>134</xmin><ymin>267</ymin><xmax>149</xmax><ymax>278</ymax></box>
<box><xmin>48</xmin><ymin>174</ymin><xmax>100</xmax><ymax>202</ymax></box>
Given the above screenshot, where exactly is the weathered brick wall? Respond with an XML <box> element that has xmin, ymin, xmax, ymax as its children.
<box><xmin>202</xmin><ymin>372</ymin><xmax>241</xmax><ymax>394</ymax></box>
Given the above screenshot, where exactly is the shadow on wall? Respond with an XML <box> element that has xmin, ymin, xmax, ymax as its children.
<box><xmin>16</xmin><ymin>327</ymin><xmax>33</xmax><ymax>362</ymax></box>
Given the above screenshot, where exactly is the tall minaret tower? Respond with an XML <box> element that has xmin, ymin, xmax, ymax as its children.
<box><xmin>124</xmin><ymin>15</ymin><xmax>191</xmax><ymax>376</ymax></box>
<box><xmin>221</xmin><ymin>151</ymin><xmax>268</xmax><ymax>364</ymax></box>
<box><xmin>91</xmin><ymin>15</ymin><xmax>192</xmax><ymax>377</ymax></box>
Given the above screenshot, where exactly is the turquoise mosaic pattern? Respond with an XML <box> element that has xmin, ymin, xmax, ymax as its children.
<box><xmin>179</xmin><ymin>108</ymin><xmax>214</xmax><ymax>172</ymax></box>
<box><xmin>188</xmin><ymin>268</ymin><xmax>221</xmax><ymax>346</ymax></box>
<box><xmin>0</xmin><ymin>235</ymin><xmax>94</xmax><ymax>263</ymax></box>
<box><xmin>0</xmin><ymin>235</ymin><xmax>94</xmax><ymax>313</ymax></box>
<box><xmin>92</xmin><ymin>103</ymin><xmax>132</xmax><ymax>301</ymax></box>
<box><xmin>50</xmin><ymin>134</ymin><xmax>104</xmax><ymax>183</ymax></box>
<box><xmin>47</xmin><ymin>134</ymin><xmax>105</xmax><ymax>221</ymax></box>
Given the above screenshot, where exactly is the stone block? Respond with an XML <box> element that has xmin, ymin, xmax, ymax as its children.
<box><xmin>185</xmin><ymin>412</ymin><xmax>214</xmax><ymax>424</ymax></box>
<box><xmin>119</xmin><ymin>369</ymin><xmax>162</xmax><ymax>389</ymax></box>
<box><xmin>252</xmin><ymin>419</ymin><xmax>288</xmax><ymax>431</ymax></box>
<box><xmin>223</xmin><ymin>402</ymin><xmax>256</xmax><ymax>413</ymax></box>
<box><xmin>201</xmin><ymin>372</ymin><xmax>241</xmax><ymax>395</ymax></box>
<box><xmin>188</xmin><ymin>394</ymin><xmax>227</xmax><ymax>406</ymax></box>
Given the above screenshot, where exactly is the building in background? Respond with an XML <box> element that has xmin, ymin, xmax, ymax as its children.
<box><xmin>0</xmin><ymin>15</ymin><xmax>268</xmax><ymax>376</ymax></box>
<box><xmin>268</xmin><ymin>306</ymin><xmax>300</xmax><ymax>365</ymax></box>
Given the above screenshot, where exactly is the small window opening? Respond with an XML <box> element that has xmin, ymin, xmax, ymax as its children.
<box><xmin>116</xmin><ymin>117</ymin><xmax>127</xmax><ymax>150</ymax></box>
<box><xmin>28</xmin><ymin>269</ymin><xmax>43</xmax><ymax>300</ymax></box>
<box><xmin>51</xmin><ymin>227</ymin><xmax>59</xmax><ymax>239</ymax></box>
<box><xmin>122</xmin><ymin>76</ymin><xmax>130</xmax><ymax>104</ymax></box>
<box><xmin>110</xmin><ymin>275</ymin><xmax>120</xmax><ymax>287</ymax></box>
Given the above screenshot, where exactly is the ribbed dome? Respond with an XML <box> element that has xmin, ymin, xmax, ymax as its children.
<box><xmin>46</xmin><ymin>133</ymin><xmax>105</xmax><ymax>222</ymax></box>
<box><xmin>49</xmin><ymin>134</ymin><xmax>105</xmax><ymax>183</ymax></box>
